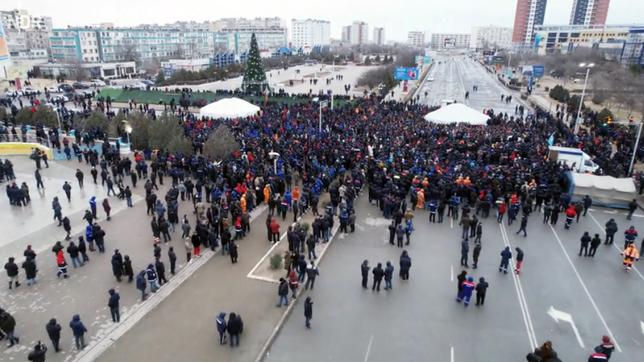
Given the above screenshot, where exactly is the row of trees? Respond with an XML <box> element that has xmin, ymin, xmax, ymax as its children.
<box><xmin>356</xmin><ymin>47</ymin><xmax>419</xmax><ymax>93</ymax></box>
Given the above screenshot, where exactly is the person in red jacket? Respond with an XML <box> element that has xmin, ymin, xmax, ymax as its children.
<box><xmin>270</xmin><ymin>218</ymin><xmax>280</xmax><ymax>243</ymax></box>
<box><xmin>564</xmin><ymin>205</ymin><xmax>576</xmax><ymax>229</ymax></box>
<box><xmin>497</xmin><ymin>202</ymin><xmax>506</xmax><ymax>223</ymax></box>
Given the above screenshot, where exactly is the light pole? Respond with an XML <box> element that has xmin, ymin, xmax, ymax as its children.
<box><xmin>319</xmin><ymin>100</ymin><xmax>328</xmax><ymax>132</ymax></box>
<box><xmin>269</xmin><ymin>151</ymin><xmax>280</xmax><ymax>175</ymax></box>
<box><xmin>574</xmin><ymin>62</ymin><xmax>594</xmax><ymax>134</ymax></box>
<box><xmin>628</xmin><ymin>121</ymin><xmax>643</xmax><ymax>176</ymax></box>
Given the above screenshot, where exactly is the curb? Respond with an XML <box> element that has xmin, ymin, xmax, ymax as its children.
<box><xmin>254</xmin><ymin>222</ymin><xmax>340</xmax><ymax>362</ymax></box>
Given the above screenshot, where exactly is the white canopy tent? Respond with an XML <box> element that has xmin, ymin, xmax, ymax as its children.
<box><xmin>423</xmin><ymin>103</ymin><xmax>490</xmax><ymax>125</ymax></box>
<box><xmin>199</xmin><ymin>97</ymin><xmax>260</xmax><ymax>119</ymax></box>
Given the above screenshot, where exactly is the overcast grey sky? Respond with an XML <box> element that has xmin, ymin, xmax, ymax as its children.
<box><xmin>11</xmin><ymin>0</ymin><xmax>644</xmax><ymax>40</ymax></box>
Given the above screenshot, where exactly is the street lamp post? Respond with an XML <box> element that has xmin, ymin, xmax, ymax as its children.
<box><xmin>269</xmin><ymin>151</ymin><xmax>280</xmax><ymax>175</ymax></box>
<box><xmin>574</xmin><ymin>62</ymin><xmax>594</xmax><ymax>134</ymax></box>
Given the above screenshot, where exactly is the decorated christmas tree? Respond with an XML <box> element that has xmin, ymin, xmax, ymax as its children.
<box><xmin>241</xmin><ymin>33</ymin><xmax>270</xmax><ymax>94</ymax></box>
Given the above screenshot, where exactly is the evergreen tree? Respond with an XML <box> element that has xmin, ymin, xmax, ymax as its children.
<box><xmin>242</xmin><ymin>33</ymin><xmax>270</xmax><ymax>94</ymax></box>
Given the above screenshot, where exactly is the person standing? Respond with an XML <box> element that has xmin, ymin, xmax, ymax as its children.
<box><xmin>229</xmin><ymin>242</ymin><xmax>238</xmax><ymax>264</ymax></box>
<box><xmin>627</xmin><ymin>199</ymin><xmax>637</xmax><ymax>220</ymax></box>
<box><xmin>102</xmin><ymin>198</ymin><xmax>111</xmax><ymax>221</ymax></box>
<box><xmin>35</xmin><ymin>169</ymin><xmax>44</xmax><ymax>189</ymax></box>
<box><xmin>168</xmin><ymin>247</ymin><xmax>177</xmax><ymax>275</ymax></box>
<box><xmin>67</xmin><ymin>242</ymin><xmax>81</xmax><ymax>268</ymax></box>
<box><xmin>123</xmin><ymin>255</ymin><xmax>133</xmax><ymax>283</ymax></box>
<box><xmin>136</xmin><ymin>270</ymin><xmax>147</xmax><ymax>301</ymax></box>
<box><xmin>181</xmin><ymin>215</ymin><xmax>191</xmax><ymax>239</ymax></box>
<box><xmin>474</xmin><ymin>223</ymin><xmax>482</xmax><ymax>243</ymax></box>
<box><xmin>399</xmin><ymin>250</ymin><xmax>411</xmax><ymax>280</ymax></box>
<box><xmin>111</xmin><ymin>250</ymin><xmax>123</xmax><ymax>282</ymax></box>
<box><xmin>589</xmin><ymin>234</ymin><xmax>601</xmax><ymax>257</ymax></box>
<box><xmin>155</xmin><ymin>258</ymin><xmax>167</xmax><ymax>285</ymax></box>
<box><xmin>107</xmin><ymin>289</ymin><xmax>120</xmax><ymax>323</ymax></box>
<box><xmin>56</xmin><ymin>249</ymin><xmax>68</xmax><ymax>278</ymax></box>
<box><xmin>304</xmin><ymin>297</ymin><xmax>313</xmax><ymax>329</ymax></box>
<box><xmin>62</xmin><ymin>216</ymin><xmax>72</xmax><ymax>240</ymax></box>
<box><xmin>475</xmin><ymin>277</ymin><xmax>489</xmax><ymax>306</ymax></box>
<box><xmin>457</xmin><ymin>270</ymin><xmax>467</xmax><ymax>294</ymax></box>
<box><xmin>22</xmin><ymin>257</ymin><xmax>37</xmax><ymax>286</ymax></box>
<box><xmin>395</xmin><ymin>224</ymin><xmax>404</xmax><ymax>248</ymax></box>
<box><xmin>226</xmin><ymin>313</ymin><xmax>242</xmax><ymax>348</ymax></box>
<box><xmin>216</xmin><ymin>313</ymin><xmax>227</xmax><ymax>345</ymax></box>
<box><xmin>514</xmin><ymin>247</ymin><xmax>524</xmax><ymax>274</ymax></box>
<box><xmin>45</xmin><ymin>318</ymin><xmax>61</xmax><ymax>352</ymax></box>
<box><xmin>277</xmin><ymin>278</ymin><xmax>289</xmax><ymax>307</ymax></box>
<box><xmin>582</xmin><ymin>195</ymin><xmax>592</xmax><ymax>216</ymax></box>
<box><xmin>52</xmin><ymin>197</ymin><xmax>63</xmax><ymax>226</ymax></box>
<box><xmin>456</xmin><ymin>276</ymin><xmax>476</xmax><ymax>307</ymax></box>
<box><xmin>388</xmin><ymin>221</ymin><xmax>395</xmax><ymax>245</ymax></box>
<box><xmin>384</xmin><ymin>261</ymin><xmax>394</xmax><ymax>290</ymax></box>
<box><xmin>604</xmin><ymin>219</ymin><xmax>617</xmax><ymax>245</ymax></box>
<box><xmin>4</xmin><ymin>257</ymin><xmax>20</xmax><ymax>289</ymax></box>
<box><xmin>361</xmin><ymin>260</ymin><xmax>369</xmax><ymax>288</ymax></box>
<box><xmin>305</xmin><ymin>261</ymin><xmax>319</xmax><ymax>290</ymax></box>
<box><xmin>472</xmin><ymin>243</ymin><xmax>482</xmax><ymax>269</ymax></box>
<box><xmin>146</xmin><ymin>264</ymin><xmax>159</xmax><ymax>292</ymax></box>
<box><xmin>372</xmin><ymin>263</ymin><xmax>384</xmax><ymax>291</ymax></box>
<box><xmin>579</xmin><ymin>232</ymin><xmax>591</xmax><ymax>257</ymax></box>
<box><xmin>499</xmin><ymin>247</ymin><xmax>512</xmax><ymax>274</ymax></box>
<box><xmin>460</xmin><ymin>239</ymin><xmax>469</xmax><ymax>267</ymax></box>
<box><xmin>69</xmin><ymin>315</ymin><xmax>87</xmax><ymax>350</ymax></box>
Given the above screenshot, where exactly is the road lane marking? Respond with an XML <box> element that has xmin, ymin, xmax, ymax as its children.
<box><xmin>450</xmin><ymin>265</ymin><xmax>454</xmax><ymax>281</ymax></box>
<box><xmin>587</xmin><ymin>212</ymin><xmax>644</xmax><ymax>282</ymax></box>
<box><xmin>363</xmin><ymin>334</ymin><xmax>374</xmax><ymax>362</ymax></box>
<box><xmin>450</xmin><ymin>346</ymin><xmax>454</xmax><ymax>362</ymax></box>
<box><xmin>641</xmin><ymin>321</ymin><xmax>644</xmax><ymax>335</ymax></box>
<box><xmin>548</xmin><ymin>306</ymin><xmax>585</xmax><ymax>348</ymax></box>
<box><xmin>547</xmin><ymin>224</ymin><xmax>622</xmax><ymax>352</ymax></box>
<box><xmin>499</xmin><ymin>223</ymin><xmax>538</xmax><ymax>350</ymax></box>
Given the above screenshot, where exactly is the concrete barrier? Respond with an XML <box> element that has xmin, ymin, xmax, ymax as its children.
<box><xmin>0</xmin><ymin>142</ymin><xmax>53</xmax><ymax>159</ymax></box>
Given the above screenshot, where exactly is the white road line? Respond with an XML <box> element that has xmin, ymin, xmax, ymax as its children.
<box><xmin>450</xmin><ymin>346</ymin><xmax>454</xmax><ymax>362</ymax></box>
<box><xmin>499</xmin><ymin>223</ymin><xmax>538</xmax><ymax>350</ymax></box>
<box><xmin>450</xmin><ymin>218</ymin><xmax>454</xmax><ymax>229</ymax></box>
<box><xmin>547</xmin><ymin>224</ymin><xmax>622</xmax><ymax>352</ymax></box>
<box><xmin>587</xmin><ymin>212</ymin><xmax>644</xmax><ymax>282</ymax></box>
<box><xmin>450</xmin><ymin>265</ymin><xmax>454</xmax><ymax>282</ymax></box>
<box><xmin>363</xmin><ymin>334</ymin><xmax>374</xmax><ymax>362</ymax></box>
<box><xmin>247</xmin><ymin>215</ymin><xmax>302</xmax><ymax>279</ymax></box>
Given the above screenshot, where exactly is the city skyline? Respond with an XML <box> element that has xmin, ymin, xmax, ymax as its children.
<box><xmin>8</xmin><ymin>0</ymin><xmax>644</xmax><ymax>42</ymax></box>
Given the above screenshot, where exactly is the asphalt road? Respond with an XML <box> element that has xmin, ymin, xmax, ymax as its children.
<box><xmin>419</xmin><ymin>55</ymin><xmax>526</xmax><ymax>116</ymax></box>
<box><xmin>267</xmin><ymin>194</ymin><xmax>644</xmax><ymax>362</ymax></box>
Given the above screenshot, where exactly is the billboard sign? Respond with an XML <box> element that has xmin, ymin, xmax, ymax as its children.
<box><xmin>0</xmin><ymin>18</ymin><xmax>10</xmax><ymax>61</ymax></box>
<box><xmin>532</xmin><ymin>64</ymin><xmax>545</xmax><ymax>78</ymax></box>
<box><xmin>394</xmin><ymin>67</ymin><xmax>419</xmax><ymax>81</ymax></box>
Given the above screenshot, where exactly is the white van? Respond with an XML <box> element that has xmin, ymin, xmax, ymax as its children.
<box><xmin>548</xmin><ymin>146</ymin><xmax>600</xmax><ymax>173</ymax></box>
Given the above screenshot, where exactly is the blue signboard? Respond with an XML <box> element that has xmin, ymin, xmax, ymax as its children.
<box><xmin>394</xmin><ymin>67</ymin><xmax>419</xmax><ymax>81</ymax></box>
<box><xmin>423</xmin><ymin>56</ymin><xmax>431</xmax><ymax>64</ymax></box>
<box><xmin>533</xmin><ymin>64</ymin><xmax>545</xmax><ymax>78</ymax></box>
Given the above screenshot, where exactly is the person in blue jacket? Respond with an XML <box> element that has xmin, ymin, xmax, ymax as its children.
<box><xmin>69</xmin><ymin>315</ymin><xmax>87</xmax><ymax>350</ymax></box>
<box><xmin>456</xmin><ymin>276</ymin><xmax>476</xmax><ymax>307</ymax></box>
<box><xmin>216</xmin><ymin>312</ymin><xmax>227</xmax><ymax>345</ymax></box>
<box><xmin>499</xmin><ymin>246</ymin><xmax>512</xmax><ymax>274</ymax></box>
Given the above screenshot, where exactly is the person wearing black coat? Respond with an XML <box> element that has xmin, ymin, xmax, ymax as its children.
<box><xmin>604</xmin><ymin>219</ymin><xmax>617</xmax><ymax>245</ymax></box>
<box><xmin>111</xmin><ymin>250</ymin><xmax>123</xmax><ymax>282</ymax></box>
<box><xmin>388</xmin><ymin>222</ymin><xmax>395</xmax><ymax>245</ymax></box>
<box><xmin>27</xmin><ymin>342</ymin><xmax>47</xmax><ymax>362</ymax></box>
<box><xmin>372</xmin><ymin>263</ymin><xmax>384</xmax><ymax>291</ymax></box>
<box><xmin>460</xmin><ymin>239</ymin><xmax>469</xmax><ymax>267</ymax></box>
<box><xmin>579</xmin><ymin>232</ymin><xmax>592</xmax><ymax>257</ymax></box>
<box><xmin>227</xmin><ymin>313</ymin><xmax>242</xmax><ymax>347</ymax></box>
<box><xmin>22</xmin><ymin>257</ymin><xmax>37</xmax><ymax>285</ymax></box>
<box><xmin>457</xmin><ymin>270</ymin><xmax>467</xmax><ymax>293</ymax></box>
<box><xmin>475</xmin><ymin>277</ymin><xmax>489</xmax><ymax>306</ymax></box>
<box><xmin>399</xmin><ymin>250</ymin><xmax>412</xmax><ymax>280</ymax></box>
<box><xmin>77</xmin><ymin>237</ymin><xmax>89</xmax><ymax>264</ymax></box>
<box><xmin>304</xmin><ymin>296</ymin><xmax>313</xmax><ymax>328</ymax></box>
<box><xmin>107</xmin><ymin>289</ymin><xmax>120</xmax><ymax>323</ymax></box>
<box><xmin>155</xmin><ymin>258</ymin><xmax>167</xmax><ymax>285</ymax></box>
<box><xmin>4</xmin><ymin>257</ymin><xmax>20</xmax><ymax>289</ymax></box>
<box><xmin>229</xmin><ymin>242</ymin><xmax>238</xmax><ymax>264</ymax></box>
<box><xmin>360</xmin><ymin>260</ymin><xmax>369</xmax><ymax>288</ymax></box>
<box><xmin>168</xmin><ymin>247</ymin><xmax>177</xmax><ymax>275</ymax></box>
<box><xmin>589</xmin><ymin>234</ymin><xmax>601</xmax><ymax>257</ymax></box>
<box><xmin>472</xmin><ymin>244</ymin><xmax>482</xmax><ymax>269</ymax></box>
<box><xmin>45</xmin><ymin>318</ymin><xmax>61</xmax><ymax>352</ymax></box>
<box><xmin>62</xmin><ymin>216</ymin><xmax>72</xmax><ymax>240</ymax></box>
<box><xmin>123</xmin><ymin>255</ymin><xmax>133</xmax><ymax>282</ymax></box>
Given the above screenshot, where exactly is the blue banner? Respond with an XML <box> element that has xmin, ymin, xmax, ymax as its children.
<box><xmin>394</xmin><ymin>67</ymin><xmax>419</xmax><ymax>81</ymax></box>
<box><xmin>533</xmin><ymin>64</ymin><xmax>545</xmax><ymax>78</ymax></box>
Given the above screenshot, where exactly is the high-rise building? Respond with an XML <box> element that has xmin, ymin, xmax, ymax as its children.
<box><xmin>341</xmin><ymin>26</ymin><xmax>351</xmax><ymax>43</ymax></box>
<box><xmin>431</xmin><ymin>33</ymin><xmax>470</xmax><ymax>49</ymax></box>
<box><xmin>215</xmin><ymin>17</ymin><xmax>288</xmax><ymax>53</ymax></box>
<box><xmin>512</xmin><ymin>0</ymin><xmax>548</xmax><ymax>46</ymax></box>
<box><xmin>471</xmin><ymin>26</ymin><xmax>513</xmax><ymax>49</ymax></box>
<box><xmin>291</xmin><ymin>19</ymin><xmax>330</xmax><ymax>48</ymax></box>
<box><xmin>373</xmin><ymin>27</ymin><xmax>385</xmax><ymax>46</ymax></box>
<box><xmin>569</xmin><ymin>0</ymin><xmax>610</xmax><ymax>26</ymax></box>
<box><xmin>1</xmin><ymin>9</ymin><xmax>52</xmax><ymax>56</ymax></box>
<box><xmin>0</xmin><ymin>18</ymin><xmax>11</xmax><ymax>79</ymax></box>
<box><xmin>348</xmin><ymin>21</ymin><xmax>368</xmax><ymax>45</ymax></box>
<box><xmin>408</xmin><ymin>31</ymin><xmax>426</xmax><ymax>48</ymax></box>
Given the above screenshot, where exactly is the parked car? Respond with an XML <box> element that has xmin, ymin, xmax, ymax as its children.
<box><xmin>50</xmin><ymin>93</ymin><xmax>69</xmax><ymax>102</ymax></box>
<box><xmin>90</xmin><ymin>79</ymin><xmax>106</xmax><ymax>87</ymax></box>
<box><xmin>58</xmin><ymin>84</ymin><xmax>74</xmax><ymax>93</ymax></box>
<box><xmin>72</xmin><ymin>82</ymin><xmax>89</xmax><ymax>90</ymax></box>
<box><xmin>22</xmin><ymin>87</ymin><xmax>39</xmax><ymax>96</ymax></box>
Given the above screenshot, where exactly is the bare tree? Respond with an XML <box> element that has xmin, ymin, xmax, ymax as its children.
<box><xmin>115</xmin><ymin>42</ymin><xmax>141</xmax><ymax>64</ymax></box>
<box><xmin>203</xmin><ymin>124</ymin><xmax>240</xmax><ymax>160</ymax></box>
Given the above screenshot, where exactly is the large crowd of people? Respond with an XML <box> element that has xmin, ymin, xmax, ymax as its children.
<box><xmin>1</xmin><ymin>78</ymin><xmax>641</xmax><ymax>361</ymax></box>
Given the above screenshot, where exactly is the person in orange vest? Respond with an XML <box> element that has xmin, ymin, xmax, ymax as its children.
<box><xmin>292</xmin><ymin>186</ymin><xmax>300</xmax><ymax>205</ymax></box>
<box><xmin>456</xmin><ymin>276</ymin><xmax>475</xmax><ymax>307</ymax></box>
<box><xmin>240</xmin><ymin>194</ymin><xmax>247</xmax><ymax>214</ymax></box>
<box><xmin>416</xmin><ymin>189</ymin><xmax>425</xmax><ymax>210</ymax></box>
<box><xmin>263</xmin><ymin>184</ymin><xmax>271</xmax><ymax>204</ymax></box>
<box><xmin>622</xmin><ymin>243</ymin><xmax>640</xmax><ymax>271</ymax></box>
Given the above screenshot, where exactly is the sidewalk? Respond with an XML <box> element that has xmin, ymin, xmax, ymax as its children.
<box><xmin>0</xmin><ymin>156</ymin><xmax>208</xmax><ymax>362</ymax></box>
<box><xmin>97</xmin><ymin>195</ymin><xmax>337</xmax><ymax>362</ymax></box>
